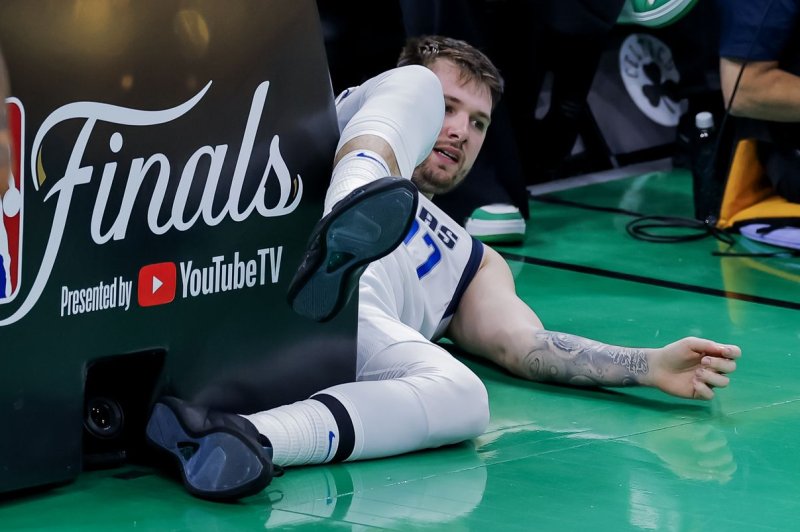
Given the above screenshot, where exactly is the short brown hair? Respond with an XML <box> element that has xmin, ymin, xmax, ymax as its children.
<box><xmin>397</xmin><ymin>35</ymin><xmax>504</xmax><ymax>110</ymax></box>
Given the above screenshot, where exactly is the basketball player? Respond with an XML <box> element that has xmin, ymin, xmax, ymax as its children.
<box><xmin>146</xmin><ymin>35</ymin><xmax>741</xmax><ymax>501</ymax></box>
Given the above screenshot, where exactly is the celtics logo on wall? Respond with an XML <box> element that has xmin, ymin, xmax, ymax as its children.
<box><xmin>618</xmin><ymin>33</ymin><xmax>687</xmax><ymax>127</ymax></box>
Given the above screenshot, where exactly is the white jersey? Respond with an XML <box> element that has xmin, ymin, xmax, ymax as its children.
<box><xmin>359</xmin><ymin>195</ymin><xmax>483</xmax><ymax>341</ymax></box>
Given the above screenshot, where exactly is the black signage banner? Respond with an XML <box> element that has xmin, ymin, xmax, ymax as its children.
<box><xmin>0</xmin><ymin>0</ymin><xmax>354</xmax><ymax>494</ymax></box>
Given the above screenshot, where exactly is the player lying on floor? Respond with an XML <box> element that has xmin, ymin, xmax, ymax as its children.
<box><xmin>145</xmin><ymin>35</ymin><xmax>741</xmax><ymax>501</ymax></box>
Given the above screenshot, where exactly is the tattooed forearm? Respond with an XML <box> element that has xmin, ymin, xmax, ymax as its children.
<box><xmin>521</xmin><ymin>331</ymin><xmax>649</xmax><ymax>387</ymax></box>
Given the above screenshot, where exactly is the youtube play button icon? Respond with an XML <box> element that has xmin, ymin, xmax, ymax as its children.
<box><xmin>137</xmin><ymin>262</ymin><xmax>177</xmax><ymax>307</ymax></box>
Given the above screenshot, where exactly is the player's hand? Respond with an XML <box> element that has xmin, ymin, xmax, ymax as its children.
<box><xmin>648</xmin><ymin>337</ymin><xmax>741</xmax><ymax>400</ymax></box>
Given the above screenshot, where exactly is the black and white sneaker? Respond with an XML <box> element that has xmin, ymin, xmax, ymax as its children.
<box><xmin>287</xmin><ymin>177</ymin><xmax>418</xmax><ymax>322</ymax></box>
<box><xmin>146</xmin><ymin>396</ymin><xmax>279</xmax><ymax>501</ymax></box>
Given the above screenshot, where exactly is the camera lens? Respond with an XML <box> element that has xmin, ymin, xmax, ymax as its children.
<box><xmin>84</xmin><ymin>397</ymin><xmax>124</xmax><ymax>439</ymax></box>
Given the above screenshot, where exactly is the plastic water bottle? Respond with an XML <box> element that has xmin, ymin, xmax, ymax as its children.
<box><xmin>691</xmin><ymin>111</ymin><xmax>722</xmax><ymax>223</ymax></box>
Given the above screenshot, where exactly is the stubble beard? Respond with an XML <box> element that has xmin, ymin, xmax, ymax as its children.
<box><xmin>411</xmin><ymin>160</ymin><xmax>468</xmax><ymax>197</ymax></box>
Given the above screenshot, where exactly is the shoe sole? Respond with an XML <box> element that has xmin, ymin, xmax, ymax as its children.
<box><xmin>146</xmin><ymin>403</ymin><xmax>271</xmax><ymax>500</ymax></box>
<box><xmin>289</xmin><ymin>178</ymin><xmax>418</xmax><ymax>322</ymax></box>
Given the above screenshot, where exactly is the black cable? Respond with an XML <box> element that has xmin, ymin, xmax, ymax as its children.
<box><xmin>532</xmin><ymin>194</ymin><xmax>794</xmax><ymax>257</ymax></box>
<box><xmin>625</xmin><ymin>215</ymin><xmax>735</xmax><ymax>245</ymax></box>
<box><xmin>533</xmin><ymin>195</ymin><xmax>735</xmax><ymax>243</ymax></box>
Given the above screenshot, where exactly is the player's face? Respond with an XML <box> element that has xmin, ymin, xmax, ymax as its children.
<box><xmin>411</xmin><ymin>58</ymin><xmax>492</xmax><ymax>197</ymax></box>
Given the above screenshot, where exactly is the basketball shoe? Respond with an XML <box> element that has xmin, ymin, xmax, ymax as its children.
<box><xmin>146</xmin><ymin>396</ymin><xmax>281</xmax><ymax>501</ymax></box>
<box><xmin>464</xmin><ymin>204</ymin><xmax>526</xmax><ymax>245</ymax></box>
<box><xmin>287</xmin><ymin>176</ymin><xmax>418</xmax><ymax>322</ymax></box>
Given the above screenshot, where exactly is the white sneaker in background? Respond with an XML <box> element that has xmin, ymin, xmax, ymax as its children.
<box><xmin>465</xmin><ymin>204</ymin><xmax>526</xmax><ymax>245</ymax></box>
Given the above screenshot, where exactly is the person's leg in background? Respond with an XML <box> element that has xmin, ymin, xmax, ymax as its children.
<box><xmin>479</xmin><ymin>0</ymin><xmax>549</xmax><ymax>186</ymax></box>
<box><xmin>529</xmin><ymin>30</ymin><xmax>613</xmax><ymax>182</ymax></box>
<box><xmin>526</xmin><ymin>0</ymin><xmax>627</xmax><ymax>183</ymax></box>
<box><xmin>400</xmin><ymin>0</ymin><xmax>530</xmax><ymax>243</ymax></box>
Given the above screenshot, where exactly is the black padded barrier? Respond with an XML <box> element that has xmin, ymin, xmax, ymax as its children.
<box><xmin>0</xmin><ymin>0</ymin><xmax>354</xmax><ymax>495</ymax></box>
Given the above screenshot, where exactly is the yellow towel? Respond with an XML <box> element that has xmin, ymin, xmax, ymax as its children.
<box><xmin>717</xmin><ymin>139</ymin><xmax>800</xmax><ymax>229</ymax></box>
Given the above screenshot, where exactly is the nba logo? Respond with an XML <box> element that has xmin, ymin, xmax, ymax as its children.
<box><xmin>1</xmin><ymin>98</ymin><xmax>23</xmax><ymax>302</ymax></box>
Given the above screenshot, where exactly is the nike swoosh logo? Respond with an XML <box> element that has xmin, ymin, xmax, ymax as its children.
<box><xmin>356</xmin><ymin>152</ymin><xmax>389</xmax><ymax>173</ymax></box>
<box><xmin>324</xmin><ymin>430</ymin><xmax>336</xmax><ymax>461</ymax></box>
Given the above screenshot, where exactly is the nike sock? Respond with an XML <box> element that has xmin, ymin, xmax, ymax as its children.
<box><xmin>323</xmin><ymin>150</ymin><xmax>390</xmax><ymax>215</ymax></box>
<box><xmin>242</xmin><ymin>399</ymin><xmax>340</xmax><ymax>467</ymax></box>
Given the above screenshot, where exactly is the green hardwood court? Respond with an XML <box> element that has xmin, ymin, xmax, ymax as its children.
<box><xmin>2</xmin><ymin>165</ymin><xmax>798</xmax><ymax>531</ymax></box>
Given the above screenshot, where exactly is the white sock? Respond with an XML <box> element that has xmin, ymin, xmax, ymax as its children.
<box><xmin>242</xmin><ymin>399</ymin><xmax>339</xmax><ymax>467</ymax></box>
<box><xmin>324</xmin><ymin>150</ymin><xmax>390</xmax><ymax>215</ymax></box>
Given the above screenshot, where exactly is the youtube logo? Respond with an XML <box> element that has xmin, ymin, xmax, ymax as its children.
<box><xmin>137</xmin><ymin>262</ymin><xmax>176</xmax><ymax>307</ymax></box>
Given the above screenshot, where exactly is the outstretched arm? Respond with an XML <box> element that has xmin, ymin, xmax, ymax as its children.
<box><xmin>509</xmin><ymin>331</ymin><xmax>738</xmax><ymax>400</ymax></box>
<box><xmin>447</xmin><ymin>246</ymin><xmax>741</xmax><ymax>400</ymax></box>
